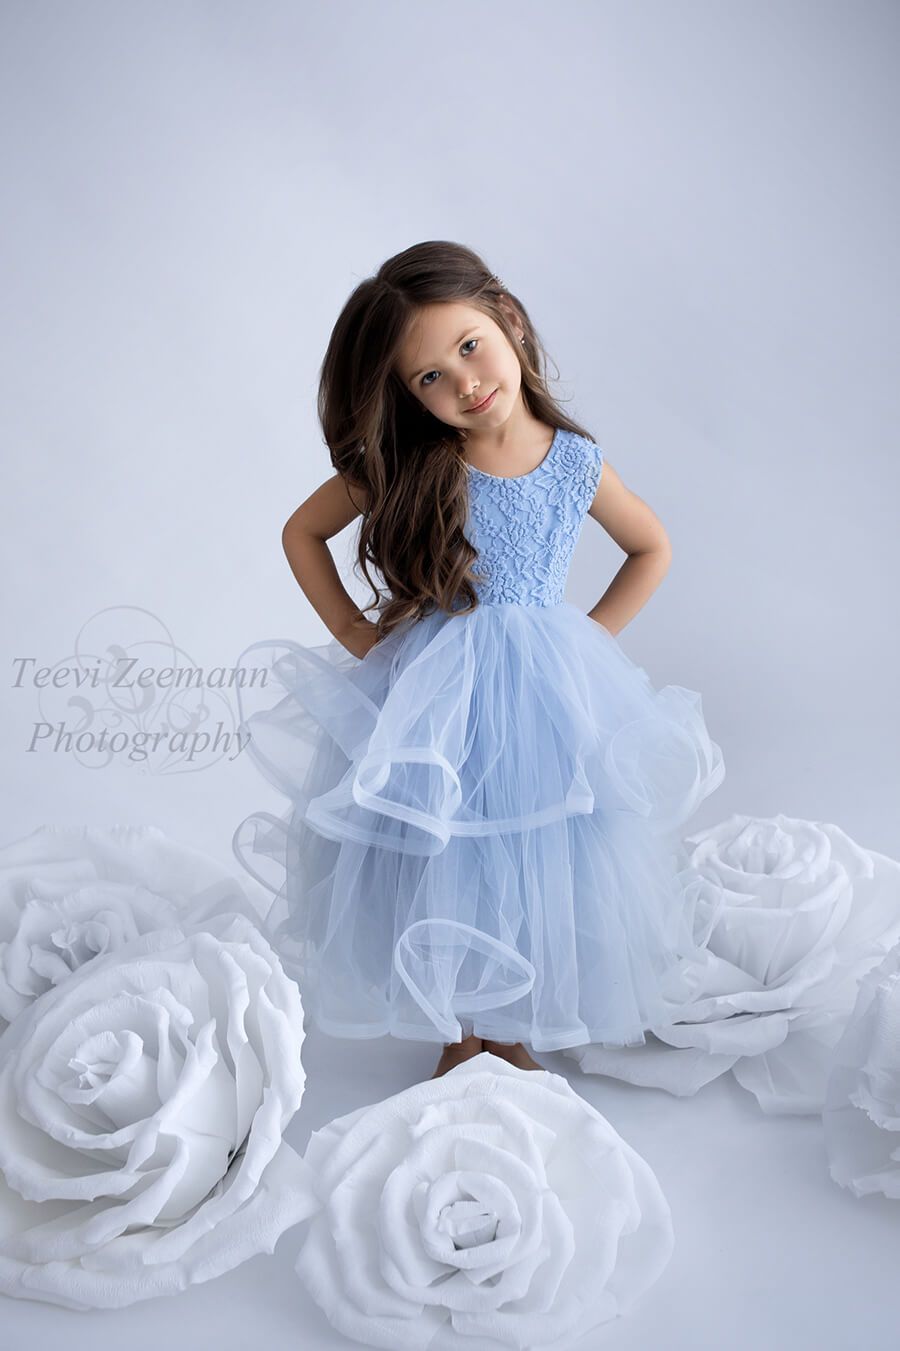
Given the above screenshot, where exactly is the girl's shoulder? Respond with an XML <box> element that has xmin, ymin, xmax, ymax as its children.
<box><xmin>556</xmin><ymin>427</ymin><xmax>604</xmax><ymax>470</ymax></box>
<box><xmin>538</xmin><ymin>425</ymin><xmax>603</xmax><ymax>483</ymax></box>
<box><xmin>550</xmin><ymin>428</ymin><xmax>604</xmax><ymax>510</ymax></box>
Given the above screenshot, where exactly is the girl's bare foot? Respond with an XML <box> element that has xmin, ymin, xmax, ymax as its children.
<box><xmin>430</xmin><ymin>1033</ymin><xmax>485</xmax><ymax>1078</ymax></box>
<box><xmin>482</xmin><ymin>1039</ymin><xmax>543</xmax><ymax>1071</ymax></box>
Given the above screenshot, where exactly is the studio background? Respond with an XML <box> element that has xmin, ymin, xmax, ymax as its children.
<box><xmin>2</xmin><ymin>2</ymin><xmax>898</xmax><ymax>1348</ymax></box>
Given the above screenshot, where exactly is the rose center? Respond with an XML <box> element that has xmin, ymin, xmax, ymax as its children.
<box><xmin>438</xmin><ymin>1199</ymin><xmax>499</xmax><ymax>1250</ymax></box>
<box><xmin>55</xmin><ymin>918</ymin><xmax>107</xmax><ymax>958</ymax></box>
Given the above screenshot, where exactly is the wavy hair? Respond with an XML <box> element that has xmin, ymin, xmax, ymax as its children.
<box><xmin>318</xmin><ymin>239</ymin><xmax>595</xmax><ymax>642</ymax></box>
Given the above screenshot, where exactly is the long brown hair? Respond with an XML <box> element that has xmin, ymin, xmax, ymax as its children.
<box><xmin>318</xmin><ymin>240</ymin><xmax>596</xmax><ymax>642</ymax></box>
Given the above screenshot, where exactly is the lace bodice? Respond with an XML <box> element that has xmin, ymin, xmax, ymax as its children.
<box><xmin>462</xmin><ymin>427</ymin><xmax>604</xmax><ymax>606</ymax></box>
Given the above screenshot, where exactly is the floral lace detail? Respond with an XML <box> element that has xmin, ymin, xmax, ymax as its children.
<box><xmin>465</xmin><ymin>429</ymin><xmax>604</xmax><ymax>606</ymax></box>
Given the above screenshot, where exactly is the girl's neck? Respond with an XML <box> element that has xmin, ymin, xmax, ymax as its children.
<box><xmin>463</xmin><ymin>413</ymin><xmax>556</xmax><ymax>476</ymax></box>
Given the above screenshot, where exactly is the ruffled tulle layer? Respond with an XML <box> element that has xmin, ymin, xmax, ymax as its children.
<box><xmin>232</xmin><ymin>601</ymin><xmax>725</xmax><ymax>1050</ymax></box>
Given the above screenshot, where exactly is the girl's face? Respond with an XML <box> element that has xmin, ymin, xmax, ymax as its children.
<box><xmin>397</xmin><ymin>301</ymin><xmax>525</xmax><ymax>434</ymax></box>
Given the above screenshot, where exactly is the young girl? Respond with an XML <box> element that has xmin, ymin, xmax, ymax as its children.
<box><xmin>233</xmin><ymin>240</ymin><xmax>725</xmax><ymax>1080</ymax></box>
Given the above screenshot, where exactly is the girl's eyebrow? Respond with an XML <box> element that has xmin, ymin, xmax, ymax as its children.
<box><xmin>407</xmin><ymin>330</ymin><xmax>477</xmax><ymax>384</ymax></box>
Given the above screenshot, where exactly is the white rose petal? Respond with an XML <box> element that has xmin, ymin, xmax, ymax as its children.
<box><xmin>566</xmin><ymin>814</ymin><xmax>900</xmax><ymax>1115</ymax></box>
<box><xmin>0</xmin><ymin>911</ymin><xmax>316</xmax><ymax>1309</ymax></box>
<box><xmin>823</xmin><ymin>941</ymin><xmax>900</xmax><ymax>1198</ymax></box>
<box><xmin>293</xmin><ymin>1051</ymin><xmax>673</xmax><ymax>1350</ymax></box>
<box><xmin>0</xmin><ymin>824</ymin><xmax>267</xmax><ymax>1026</ymax></box>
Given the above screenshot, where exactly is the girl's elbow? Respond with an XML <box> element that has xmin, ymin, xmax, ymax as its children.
<box><xmin>631</xmin><ymin>532</ymin><xmax>671</xmax><ymax>566</ymax></box>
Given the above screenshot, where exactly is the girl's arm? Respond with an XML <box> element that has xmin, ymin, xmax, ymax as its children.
<box><xmin>281</xmin><ymin>473</ymin><xmax>380</xmax><ymax>658</ymax></box>
<box><xmin>584</xmin><ymin>461</ymin><xmax>672</xmax><ymax>637</ymax></box>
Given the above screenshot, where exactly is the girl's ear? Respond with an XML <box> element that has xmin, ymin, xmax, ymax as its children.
<box><xmin>496</xmin><ymin>294</ymin><xmax>526</xmax><ymax>343</ymax></box>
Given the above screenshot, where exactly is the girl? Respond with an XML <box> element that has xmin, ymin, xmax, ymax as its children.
<box><xmin>233</xmin><ymin>240</ymin><xmax>724</xmax><ymax>1081</ymax></box>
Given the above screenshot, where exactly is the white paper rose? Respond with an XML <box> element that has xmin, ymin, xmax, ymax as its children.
<box><xmin>292</xmin><ymin>1051</ymin><xmax>674</xmax><ymax>1351</ymax></box>
<box><xmin>0</xmin><ymin>910</ymin><xmax>315</xmax><ymax>1309</ymax></box>
<box><xmin>823</xmin><ymin>940</ymin><xmax>900</xmax><ymax>1198</ymax></box>
<box><xmin>566</xmin><ymin>814</ymin><xmax>900</xmax><ymax>1115</ymax></box>
<box><xmin>0</xmin><ymin>824</ymin><xmax>266</xmax><ymax>1026</ymax></box>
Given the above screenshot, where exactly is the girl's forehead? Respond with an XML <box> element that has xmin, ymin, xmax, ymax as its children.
<box><xmin>407</xmin><ymin>301</ymin><xmax>477</xmax><ymax>336</ymax></box>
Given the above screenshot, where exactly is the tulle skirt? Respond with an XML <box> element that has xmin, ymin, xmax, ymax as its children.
<box><xmin>232</xmin><ymin>601</ymin><xmax>725</xmax><ymax>1051</ymax></box>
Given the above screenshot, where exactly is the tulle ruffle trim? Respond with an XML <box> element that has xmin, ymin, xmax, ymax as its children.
<box><xmin>234</xmin><ymin>601</ymin><xmax>724</xmax><ymax>858</ymax></box>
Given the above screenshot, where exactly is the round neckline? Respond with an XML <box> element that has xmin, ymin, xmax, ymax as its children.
<box><xmin>465</xmin><ymin>426</ymin><xmax>560</xmax><ymax>481</ymax></box>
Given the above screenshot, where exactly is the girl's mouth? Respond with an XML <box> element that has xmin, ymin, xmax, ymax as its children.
<box><xmin>465</xmin><ymin>389</ymin><xmax>498</xmax><ymax>414</ymax></box>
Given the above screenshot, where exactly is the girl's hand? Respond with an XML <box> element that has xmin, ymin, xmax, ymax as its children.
<box><xmin>338</xmin><ymin>617</ymin><xmax>381</xmax><ymax>660</ymax></box>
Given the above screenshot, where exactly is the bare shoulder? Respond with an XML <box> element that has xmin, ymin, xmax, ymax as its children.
<box><xmin>586</xmin><ymin>457</ymin><xmax>672</xmax><ymax>556</ymax></box>
<box><xmin>283</xmin><ymin>471</ymin><xmax>371</xmax><ymax>543</ymax></box>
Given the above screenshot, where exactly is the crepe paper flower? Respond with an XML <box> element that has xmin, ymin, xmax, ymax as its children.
<box><xmin>566</xmin><ymin>814</ymin><xmax>900</xmax><ymax>1116</ymax></box>
<box><xmin>0</xmin><ymin>824</ymin><xmax>267</xmax><ymax>1026</ymax></box>
<box><xmin>0</xmin><ymin>911</ymin><xmax>315</xmax><ymax>1309</ymax></box>
<box><xmin>823</xmin><ymin>940</ymin><xmax>900</xmax><ymax>1198</ymax></box>
<box><xmin>292</xmin><ymin>1051</ymin><xmax>674</xmax><ymax>1350</ymax></box>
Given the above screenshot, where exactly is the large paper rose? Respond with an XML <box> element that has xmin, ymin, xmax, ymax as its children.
<box><xmin>823</xmin><ymin>940</ymin><xmax>900</xmax><ymax>1198</ymax></box>
<box><xmin>566</xmin><ymin>814</ymin><xmax>900</xmax><ymax>1115</ymax></box>
<box><xmin>0</xmin><ymin>911</ymin><xmax>315</xmax><ymax>1309</ymax></box>
<box><xmin>0</xmin><ymin>824</ymin><xmax>266</xmax><ymax>1026</ymax></box>
<box><xmin>292</xmin><ymin>1051</ymin><xmax>674</xmax><ymax>1350</ymax></box>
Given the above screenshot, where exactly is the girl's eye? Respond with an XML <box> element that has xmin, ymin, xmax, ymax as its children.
<box><xmin>421</xmin><ymin>338</ymin><xmax>478</xmax><ymax>387</ymax></box>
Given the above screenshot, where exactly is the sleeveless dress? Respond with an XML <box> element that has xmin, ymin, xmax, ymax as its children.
<box><xmin>232</xmin><ymin>427</ymin><xmax>725</xmax><ymax>1050</ymax></box>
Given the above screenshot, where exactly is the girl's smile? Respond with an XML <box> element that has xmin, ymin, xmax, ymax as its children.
<box><xmin>465</xmin><ymin>388</ymin><xmax>498</xmax><ymax>414</ymax></box>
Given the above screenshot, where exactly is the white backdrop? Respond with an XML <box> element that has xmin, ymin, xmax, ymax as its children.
<box><xmin>2</xmin><ymin>2</ymin><xmax>898</xmax><ymax>1347</ymax></box>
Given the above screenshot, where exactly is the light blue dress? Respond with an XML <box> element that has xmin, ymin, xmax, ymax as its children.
<box><xmin>233</xmin><ymin>428</ymin><xmax>725</xmax><ymax>1050</ymax></box>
